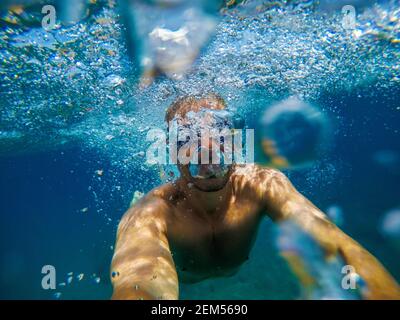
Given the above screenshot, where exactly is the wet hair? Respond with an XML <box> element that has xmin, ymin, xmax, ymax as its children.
<box><xmin>165</xmin><ymin>93</ymin><xmax>226</xmax><ymax>124</ymax></box>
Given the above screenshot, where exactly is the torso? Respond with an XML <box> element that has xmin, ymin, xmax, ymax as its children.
<box><xmin>156</xmin><ymin>167</ymin><xmax>266</xmax><ymax>283</ymax></box>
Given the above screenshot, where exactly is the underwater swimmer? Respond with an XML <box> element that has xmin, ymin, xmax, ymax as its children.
<box><xmin>110</xmin><ymin>94</ymin><xmax>400</xmax><ymax>300</ymax></box>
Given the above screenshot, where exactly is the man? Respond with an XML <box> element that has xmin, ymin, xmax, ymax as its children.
<box><xmin>110</xmin><ymin>94</ymin><xmax>400</xmax><ymax>300</ymax></box>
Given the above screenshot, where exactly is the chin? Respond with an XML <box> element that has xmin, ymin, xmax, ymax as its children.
<box><xmin>192</xmin><ymin>176</ymin><xmax>229</xmax><ymax>192</ymax></box>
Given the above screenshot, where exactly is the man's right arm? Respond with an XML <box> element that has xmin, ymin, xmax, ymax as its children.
<box><xmin>110</xmin><ymin>196</ymin><xmax>178</xmax><ymax>300</ymax></box>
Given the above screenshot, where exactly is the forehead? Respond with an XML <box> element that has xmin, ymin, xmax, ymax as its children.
<box><xmin>170</xmin><ymin>97</ymin><xmax>225</xmax><ymax>121</ymax></box>
<box><xmin>194</xmin><ymin>97</ymin><xmax>225</xmax><ymax>111</ymax></box>
<box><xmin>174</xmin><ymin>108</ymin><xmax>232</xmax><ymax>128</ymax></box>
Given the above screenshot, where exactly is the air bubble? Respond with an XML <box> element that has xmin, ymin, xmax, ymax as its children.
<box><xmin>259</xmin><ymin>97</ymin><xmax>330</xmax><ymax>169</ymax></box>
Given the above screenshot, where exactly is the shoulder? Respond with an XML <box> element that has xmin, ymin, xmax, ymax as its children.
<box><xmin>230</xmin><ymin>164</ymin><xmax>295</xmax><ymax>213</ymax></box>
<box><xmin>231</xmin><ymin>164</ymin><xmax>289</xmax><ymax>192</ymax></box>
<box><xmin>117</xmin><ymin>184</ymin><xmax>177</xmax><ymax>236</ymax></box>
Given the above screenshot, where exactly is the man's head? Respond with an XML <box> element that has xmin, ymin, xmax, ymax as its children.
<box><xmin>166</xmin><ymin>93</ymin><xmax>236</xmax><ymax>192</ymax></box>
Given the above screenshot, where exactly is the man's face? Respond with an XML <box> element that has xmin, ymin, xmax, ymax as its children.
<box><xmin>173</xmin><ymin>109</ymin><xmax>239</xmax><ymax>192</ymax></box>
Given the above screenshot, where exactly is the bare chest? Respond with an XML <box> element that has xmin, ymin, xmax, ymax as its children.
<box><xmin>166</xmin><ymin>198</ymin><xmax>263</xmax><ymax>281</ymax></box>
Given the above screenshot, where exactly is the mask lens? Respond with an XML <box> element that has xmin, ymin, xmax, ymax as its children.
<box><xmin>172</xmin><ymin>109</ymin><xmax>245</xmax><ymax>169</ymax></box>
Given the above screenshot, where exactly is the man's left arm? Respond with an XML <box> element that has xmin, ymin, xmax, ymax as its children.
<box><xmin>257</xmin><ymin>167</ymin><xmax>400</xmax><ymax>300</ymax></box>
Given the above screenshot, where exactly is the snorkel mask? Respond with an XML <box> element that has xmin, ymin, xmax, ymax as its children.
<box><xmin>171</xmin><ymin>108</ymin><xmax>245</xmax><ymax>180</ymax></box>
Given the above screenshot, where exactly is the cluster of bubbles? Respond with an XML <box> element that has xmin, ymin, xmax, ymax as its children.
<box><xmin>1</xmin><ymin>0</ymin><xmax>399</xmax><ymax>160</ymax></box>
<box><xmin>258</xmin><ymin>96</ymin><xmax>329</xmax><ymax>169</ymax></box>
<box><xmin>0</xmin><ymin>1</ymin><xmax>133</xmax><ymax>154</ymax></box>
<box><xmin>53</xmin><ymin>271</ymin><xmax>102</xmax><ymax>300</ymax></box>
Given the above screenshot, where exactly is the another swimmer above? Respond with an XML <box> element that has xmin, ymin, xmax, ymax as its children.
<box><xmin>110</xmin><ymin>94</ymin><xmax>400</xmax><ymax>300</ymax></box>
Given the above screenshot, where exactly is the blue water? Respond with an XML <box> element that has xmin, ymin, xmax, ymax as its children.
<box><xmin>1</xmin><ymin>86</ymin><xmax>399</xmax><ymax>299</ymax></box>
<box><xmin>1</xmin><ymin>0</ymin><xmax>399</xmax><ymax>299</ymax></box>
